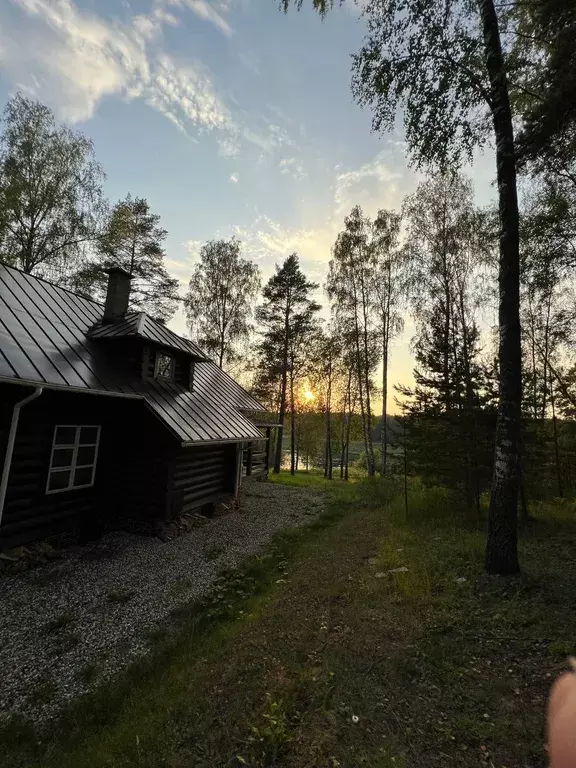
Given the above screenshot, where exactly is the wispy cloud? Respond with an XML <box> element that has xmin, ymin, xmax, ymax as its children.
<box><xmin>181</xmin><ymin>0</ymin><xmax>233</xmax><ymax>37</ymax></box>
<box><xmin>229</xmin><ymin>173</ymin><xmax>239</xmax><ymax>183</ymax></box>
<box><xmin>183</xmin><ymin>149</ymin><xmax>416</xmax><ymax>276</ymax></box>
<box><xmin>279</xmin><ymin>157</ymin><xmax>307</xmax><ymax>180</ymax></box>
<box><xmin>0</xmin><ymin>0</ymin><xmax>304</xmax><ymax>161</ymax></box>
<box><xmin>1</xmin><ymin>0</ymin><xmax>234</xmax><ymax>137</ymax></box>
<box><xmin>333</xmin><ymin>148</ymin><xmax>417</xmax><ymax>218</ymax></box>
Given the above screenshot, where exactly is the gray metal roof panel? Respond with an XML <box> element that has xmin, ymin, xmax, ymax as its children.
<box><xmin>193</xmin><ymin>361</ymin><xmax>266</xmax><ymax>412</ymax></box>
<box><xmin>0</xmin><ymin>264</ymin><xmax>263</xmax><ymax>444</ymax></box>
<box><xmin>89</xmin><ymin>312</ymin><xmax>207</xmax><ymax>359</ymax></box>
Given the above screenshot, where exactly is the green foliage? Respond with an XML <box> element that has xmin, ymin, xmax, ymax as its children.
<box><xmin>350</xmin><ymin>1</ymin><xmax>491</xmax><ymax>170</ymax></box>
<box><xmin>71</xmin><ymin>195</ymin><xmax>179</xmax><ymax>322</ymax></box>
<box><xmin>185</xmin><ymin>237</ymin><xmax>261</xmax><ymax>369</ymax></box>
<box><xmin>237</xmin><ymin>695</ymin><xmax>295</xmax><ymax>766</ymax></box>
<box><xmin>0</xmin><ymin>93</ymin><xmax>105</xmax><ymax>277</ymax></box>
<box><xmin>512</xmin><ymin>1</ymin><xmax>576</xmax><ymax>171</ymax></box>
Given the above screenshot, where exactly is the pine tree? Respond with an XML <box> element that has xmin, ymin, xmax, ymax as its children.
<box><xmin>255</xmin><ymin>254</ymin><xmax>320</xmax><ymax>474</ymax></box>
<box><xmin>72</xmin><ymin>195</ymin><xmax>179</xmax><ymax>322</ymax></box>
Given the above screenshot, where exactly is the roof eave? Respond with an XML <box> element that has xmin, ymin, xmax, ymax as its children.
<box><xmin>0</xmin><ymin>376</ymin><xmax>143</xmax><ymax>400</ymax></box>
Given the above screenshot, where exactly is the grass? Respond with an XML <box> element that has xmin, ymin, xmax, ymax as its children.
<box><xmin>3</xmin><ymin>472</ymin><xmax>576</xmax><ymax>767</ymax></box>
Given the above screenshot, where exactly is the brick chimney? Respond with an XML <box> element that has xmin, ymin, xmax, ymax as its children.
<box><xmin>103</xmin><ymin>267</ymin><xmax>132</xmax><ymax>323</ymax></box>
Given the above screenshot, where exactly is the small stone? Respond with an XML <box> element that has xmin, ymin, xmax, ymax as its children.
<box><xmin>375</xmin><ymin>572</ymin><xmax>386</xmax><ymax>578</ymax></box>
<box><xmin>454</xmin><ymin>577</ymin><xmax>467</xmax><ymax>584</ymax></box>
<box><xmin>388</xmin><ymin>566</ymin><xmax>409</xmax><ymax>574</ymax></box>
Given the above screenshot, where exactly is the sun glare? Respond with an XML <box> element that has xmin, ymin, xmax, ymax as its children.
<box><xmin>303</xmin><ymin>389</ymin><xmax>315</xmax><ymax>402</ymax></box>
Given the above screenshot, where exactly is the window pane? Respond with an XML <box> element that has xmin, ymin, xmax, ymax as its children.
<box><xmin>55</xmin><ymin>426</ymin><xmax>76</xmax><ymax>446</ymax></box>
<box><xmin>156</xmin><ymin>353</ymin><xmax>173</xmax><ymax>379</ymax></box>
<box><xmin>80</xmin><ymin>426</ymin><xmax>99</xmax><ymax>445</ymax></box>
<box><xmin>48</xmin><ymin>470</ymin><xmax>71</xmax><ymax>492</ymax></box>
<box><xmin>52</xmin><ymin>448</ymin><xmax>74</xmax><ymax>468</ymax></box>
<box><xmin>73</xmin><ymin>466</ymin><xmax>93</xmax><ymax>487</ymax></box>
<box><xmin>77</xmin><ymin>446</ymin><xmax>96</xmax><ymax>466</ymax></box>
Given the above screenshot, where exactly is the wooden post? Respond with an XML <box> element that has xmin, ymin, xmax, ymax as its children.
<box><xmin>265</xmin><ymin>428</ymin><xmax>271</xmax><ymax>470</ymax></box>
<box><xmin>234</xmin><ymin>443</ymin><xmax>243</xmax><ymax>497</ymax></box>
<box><xmin>246</xmin><ymin>442</ymin><xmax>253</xmax><ymax>476</ymax></box>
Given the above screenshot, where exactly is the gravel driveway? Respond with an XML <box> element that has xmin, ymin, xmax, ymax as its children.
<box><xmin>0</xmin><ymin>481</ymin><xmax>323</xmax><ymax>725</ymax></box>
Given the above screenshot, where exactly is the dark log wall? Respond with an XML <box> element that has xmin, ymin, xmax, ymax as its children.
<box><xmin>0</xmin><ymin>384</ymin><xmax>173</xmax><ymax>548</ymax></box>
<box><xmin>170</xmin><ymin>443</ymin><xmax>237</xmax><ymax>515</ymax></box>
<box><xmin>1</xmin><ymin>383</ymin><xmax>243</xmax><ymax>548</ymax></box>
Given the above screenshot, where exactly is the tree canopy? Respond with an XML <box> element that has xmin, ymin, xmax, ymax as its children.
<box><xmin>0</xmin><ymin>93</ymin><xmax>105</xmax><ymax>278</ymax></box>
<box><xmin>185</xmin><ymin>237</ymin><xmax>261</xmax><ymax>369</ymax></box>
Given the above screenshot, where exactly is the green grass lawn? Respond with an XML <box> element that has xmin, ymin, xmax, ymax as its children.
<box><xmin>4</xmin><ymin>473</ymin><xmax>576</xmax><ymax>767</ymax></box>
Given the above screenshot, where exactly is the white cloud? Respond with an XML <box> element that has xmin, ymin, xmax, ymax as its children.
<box><xmin>148</xmin><ymin>54</ymin><xmax>233</xmax><ymax>136</ymax></box>
<box><xmin>182</xmin><ymin>149</ymin><xmax>417</xmax><ymax>284</ymax></box>
<box><xmin>0</xmin><ymin>0</ymin><xmax>303</xmax><ymax>160</ymax></box>
<box><xmin>1</xmin><ymin>0</ymin><xmax>233</xmax><ymax>134</ymax></box>
<box><xmin>279</xmin><ymin>157</ymin><xmax>307</xmax><ymax>180</ymax></box>
<box><xmin>229</xmin><ymin>173</ymin><xmax>239</xmax><ymax>183</ymax></box>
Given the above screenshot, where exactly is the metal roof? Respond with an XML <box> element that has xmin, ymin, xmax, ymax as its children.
<box><xmin>88</xmin><ymin>312</ymin><xmax>207</xmax><ymax>359</ymax></box>
<box><xmin>0</xmin><ymin>264</ymin><xmax>265</xmax><ymax>444</ymax></box>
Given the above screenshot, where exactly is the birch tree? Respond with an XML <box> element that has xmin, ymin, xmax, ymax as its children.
<box><xmin>186</xmin><ymin>238</ymin><xmax>261</xmax><ymax>368</ymax></box>
<box><xmin>0</xmin><ymin>93</ymin><xmax>105</xmax><ymax>279</ymax></box>
<box><xmin>328</xmin><ymin>206</ymin><xmax>378</xmax><ymax>476</ymax></box>
<box><xmin>371</xmin><ymin>209</ymin><xmax>404</xmax><ymax>474</ymax></box>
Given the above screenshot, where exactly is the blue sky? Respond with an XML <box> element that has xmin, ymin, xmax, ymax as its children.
<box><xmin>0</xmin><ymin>0</ymin><xmax>498</xmax><ymax>409</ymax></box>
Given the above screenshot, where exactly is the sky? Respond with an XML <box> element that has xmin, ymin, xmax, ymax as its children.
<box><xmin>0</xmin><ymin>0</ymin><xmax>498</xmax><ymax>412</ymax></box>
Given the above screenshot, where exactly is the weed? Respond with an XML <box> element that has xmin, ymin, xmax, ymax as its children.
<box><xmin>44</xmin><ymin>613</ymin><xmax>75</xmax><ymax>633</ymax></box>
<box><xmin>237</xmin><ymin>695</ymin><xmax>295</xmax><ymax>766</ymax></box>
<box><xmin>52</xmin><ymin>632</ymin><xmax>81</xmax><ymax>656</ymax></box>
<box><xmin>29</xmin><ymin>678</ymin><xmax>57</xmax><ymax>706</ymax></box>
<box><xmin>204</xmin><ymin>545</ymin><xmax>224</xmax><ymax>561</ymax></box>
<box><xmin>77</xmin><ymin>664</ymin><xmax>99</xmax><ymax>686</ymax></box>
<box><xmin>106</xmin><ymin>588</ymin><xmax>135</xmax><ymax>605</ymax></box>
<box><xmin>169</xmin><ymin>578</ymin><xmax>193</xmax><ymax>597</ymax></box>
<box><xmin>146</xmin><ymin>627</ymin><xmax>169</xmax><ymax>646</ymax></box>
<box><xmin>548</xmin><ymin>640</ymin><xmax>576</xmax><ymax>657</ymax></box>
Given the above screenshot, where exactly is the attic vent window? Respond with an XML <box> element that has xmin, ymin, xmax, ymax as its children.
<box><xmin>155</xmin><ymin>351</ymin><xmax>175</xmax><ymax>380</ymax></box>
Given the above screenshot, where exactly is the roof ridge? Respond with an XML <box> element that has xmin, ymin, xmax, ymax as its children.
<box><xmin>0</xmin><ymin>260</ymin><xmax>105</xmax><ymax>307</ymax></box>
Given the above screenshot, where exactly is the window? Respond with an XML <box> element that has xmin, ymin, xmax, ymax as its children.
<box><xmin>155</xmin><ymin>351</ymin><xmax>175</xmax><ymax>380</ymax></box>
<box><xmin>46</xmin><ymin>425</ymin><xmax>101</xmax><ymax>494</ymax></box>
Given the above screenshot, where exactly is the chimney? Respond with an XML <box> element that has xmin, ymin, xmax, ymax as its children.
<box><xmin>103</xmin><ymin>267</ymin><xmax>132</xmax><ymax>324</ymax></box>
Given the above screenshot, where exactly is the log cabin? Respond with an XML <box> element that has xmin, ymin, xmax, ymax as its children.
<box><xmin>0</xmin><ymin>264</ymin><xmax>273</xmax><ymax>549</ymax></box>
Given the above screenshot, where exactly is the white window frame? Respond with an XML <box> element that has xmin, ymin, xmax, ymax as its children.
<box><xmin>154</xmin><ymin>351</ymin><xmax>175</xmax><ymax>381</ymax></box>
<box><xmin>46</xmin><ymin>425</ymin><xmax>101</xmax><ymax>495</ymax></box>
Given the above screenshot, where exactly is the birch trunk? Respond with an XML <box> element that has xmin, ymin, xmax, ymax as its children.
<box><xmin>480</xmin><ymin>0</ymin><xmax>521</xmax><ymax>575</ymax></box>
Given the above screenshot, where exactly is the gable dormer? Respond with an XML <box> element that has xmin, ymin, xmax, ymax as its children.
<box><xmin>88</xmin><ymin>268</ymin><xmax>205</xmax><ymax>390</ymax></box>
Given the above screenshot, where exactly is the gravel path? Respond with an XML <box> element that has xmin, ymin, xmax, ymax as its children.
<box><xmin>0</xmin><ymin>481</ymin><xmax>323</xmax><ymax>725</ymax></box>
